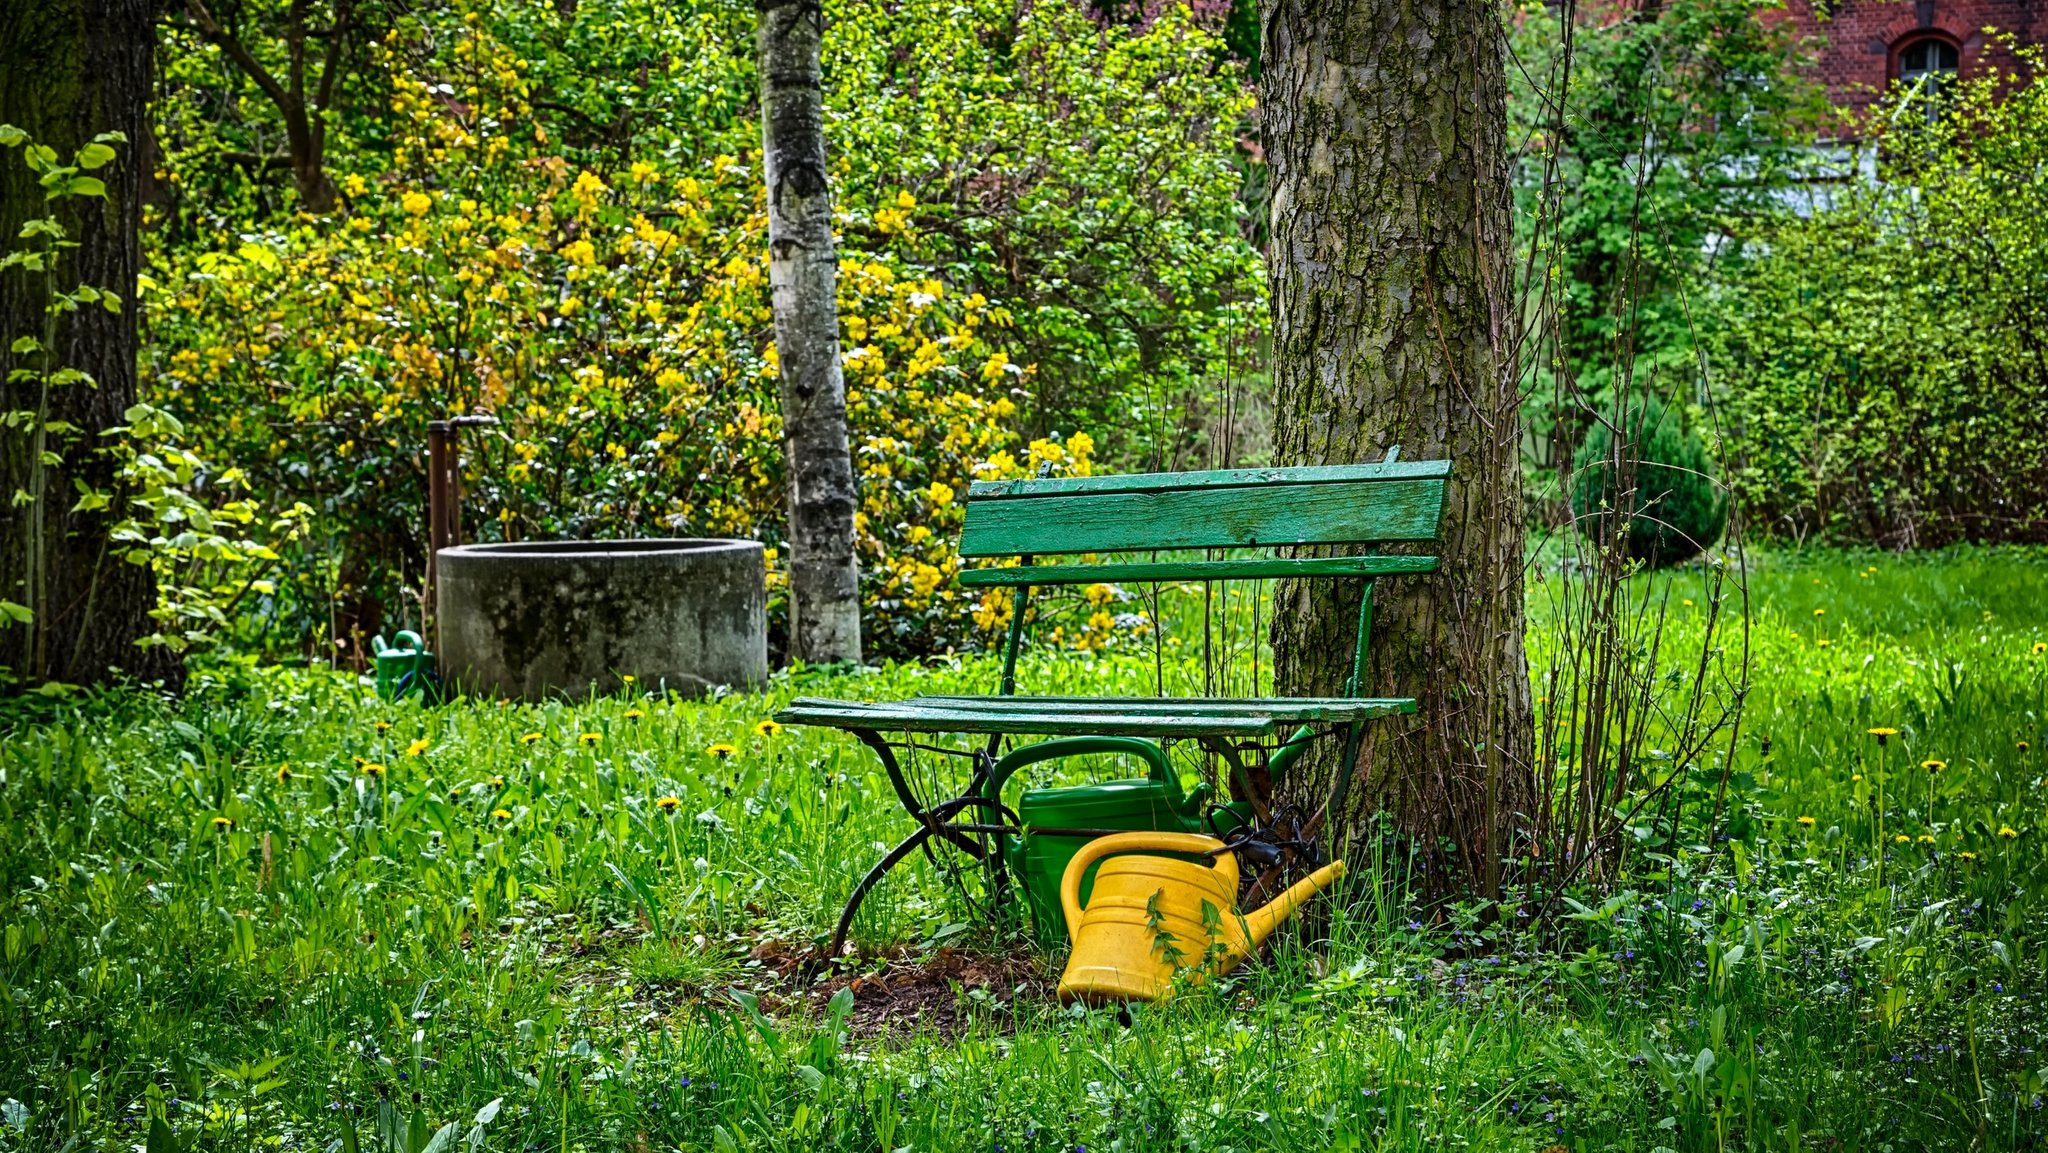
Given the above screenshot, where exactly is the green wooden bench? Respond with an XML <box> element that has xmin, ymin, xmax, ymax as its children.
<box><xmin>775</xmin><ymin>455</ymin><xmax>1450</xmax><ymax>960</ymax></box>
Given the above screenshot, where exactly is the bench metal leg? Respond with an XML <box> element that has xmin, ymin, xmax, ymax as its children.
<box><xmin>823</xmin><ymin>823</ymin><xmax>939</xmax><ymax>966</ymax></box>
<box><xmin>818</xmin><ymin>733</ymin><xmax>1025</xmax><ymax>972</ymax></box>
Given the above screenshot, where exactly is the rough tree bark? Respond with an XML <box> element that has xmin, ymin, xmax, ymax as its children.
<box><xmin>0</xmin><ymin>0</ymin><xmax>176</xmax><ymax>687</ymax></box>
<box><xmin>756</xmin><ymin>0</ymin><xmax>862</xmax><ymax>665</ymax></box>
<box><xmin>1261</xmin><ymin>0</ymin><xmax>1533</xmax><ymax>897</ymax></box>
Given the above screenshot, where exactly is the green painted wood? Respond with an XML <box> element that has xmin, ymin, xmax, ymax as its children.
<box><xmin>772</xmin><ymin>702</ymin><xmax>1278</xmax><ymax>737</ymax></box>
<box><xmin>956</xmin><ymin>555</ymin><xmax>1437</xmax><ymax>587</ymax></box>
<box><xmin>908</xmin><ymin>695</ymin><xmax>1415</xmax><ymax>722</ymax></box>
<box><xmin>968</xmin><ymin>459</ymin><xmax>1451</xmax><ymax>500</ymax></box>
<box><xmin>958</xmin><ymin>477</ymin><xmax>1448</xmax><ymax>556</ymax></box>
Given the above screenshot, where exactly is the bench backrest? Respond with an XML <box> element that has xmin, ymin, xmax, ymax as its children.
<box><xmin>957</xmin><ymin>458</ymin><xmax>1451</xmax><ymax>696</ymax></box>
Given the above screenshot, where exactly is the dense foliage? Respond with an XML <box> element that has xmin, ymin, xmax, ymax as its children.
<box><xmin>1707</xmin><ymin>47</ymin><xmax>2048</xmax><ymax>546</ymax></box>
<box><xmin>1510</xmin><ymin>0</ymin><xmax>1827</xmax><ymax>484</ymax></box>
<box><xmin>1570</xmin><ymin>394</ymin><xmax>1728</xmax><ymax>566</ymax></box>
<box><xmin>146</xmin><ymin>0</ymin><xmax>1256</xmax><ymax>661</ymax></box>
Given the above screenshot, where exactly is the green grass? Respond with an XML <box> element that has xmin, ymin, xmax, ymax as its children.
<box><xmin>2</xmin><ymin>547</ymin><xmax>2046</xmax><ymax>1151</ymax></box>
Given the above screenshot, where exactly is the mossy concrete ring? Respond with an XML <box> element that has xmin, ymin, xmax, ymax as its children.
<box><xmin>437</xmin><ymin>539</ymin><xmax>767</xmax><ymax>700</ymax></box>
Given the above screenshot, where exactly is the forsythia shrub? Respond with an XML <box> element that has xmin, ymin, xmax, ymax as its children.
<box><xmin>145</xmin><ymin>14</ymin><xmax>1093</xmax><ymax>660</ymax></box>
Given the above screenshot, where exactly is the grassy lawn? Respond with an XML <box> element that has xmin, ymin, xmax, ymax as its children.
<box><xmin>3</xmin><ymin>547</ymin><xmax>2046</xmax><ymax>1152</ymax></box>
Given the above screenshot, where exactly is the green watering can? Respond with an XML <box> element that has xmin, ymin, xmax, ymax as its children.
<box><xmin>370</xmin><ymin>630</ymin><xmax>438</xmax><ymax>702</ymax></box>
<box><xmin>985</xmin><ymin>737</ymin><xmax>1259</xmax><ymax>946</ymax></box>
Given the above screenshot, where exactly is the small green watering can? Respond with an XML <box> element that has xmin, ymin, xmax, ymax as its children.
<box><xmin>370</xmin><ymin>630</ymin><xmax>438</xmax><ymax>702</ymax></box>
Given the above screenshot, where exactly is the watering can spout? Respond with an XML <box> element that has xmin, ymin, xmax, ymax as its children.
<box><xmin>1239</xmin><ymin>860</ymin><xmax>1347</xmax><ymax>953</ymax></box>
<box><xmin>1055</xmin><ymin>831</ymin><xmax>1348</xmax><ymax>1004</ymax></box>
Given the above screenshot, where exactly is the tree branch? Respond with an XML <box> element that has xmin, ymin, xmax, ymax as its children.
<box><xmin>182</xmin><ymin>0</ymin><xmax>292</xmax><ymax>113</ymax></box>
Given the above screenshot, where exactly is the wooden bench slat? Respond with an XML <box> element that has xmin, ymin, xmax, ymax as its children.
<box><xmin>955</xmin><ymin>555</ymin><xmax>1437</xmax><ymax>587</ymax></box>
<box><xmin>773</xmin><ymin>701</ymin><xmax>1278</xmax><ymax>737</ymax></box>
<box><xmin>967</xmin><ymin>460</ymin><xmax>1451</xmax><ymax>500</ymax></box>
<box><xmin>957</xmin><ymin>477</ymin><xmax>1447</xmax><ymax>557</ymax></box>
<box><xmin>906</xmin><ymin>695</ymin><xmax>1415</xmax><ymax>721</ymax></box>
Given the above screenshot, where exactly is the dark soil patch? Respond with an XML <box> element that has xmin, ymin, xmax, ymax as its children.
<box><xmin>807</xmin><ymin>946</ymin><xmax>1056</xmax><ymax>1038</ymax></box>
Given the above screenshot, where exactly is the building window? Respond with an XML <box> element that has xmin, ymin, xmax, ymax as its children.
<box><xmin>1896</xmin><ymin>37</ymin><xmax>1959</xmax><ymax>94</ymax></box>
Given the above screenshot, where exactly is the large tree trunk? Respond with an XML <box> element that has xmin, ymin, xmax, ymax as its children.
<box><xmin>1261</xmin><ymin>0</ymin><xmax>1533</xmax><ymax>897</ymax></box>
<box><xmin>756</xmin><ymin>0</ymin><xmax>862</xmax><ymax>665</ymax></box>
<box><xmin>0</xmin><ymin>0</ymin><xmax>175</xmax><ymax>688</ymax></box>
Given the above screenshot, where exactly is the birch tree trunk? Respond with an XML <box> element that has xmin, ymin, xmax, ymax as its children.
<box><xmin>757</xmin><ymin>0</ymin><xmax>861</xmax><ymax>665</ymax></box>
<box><xmin>0</xmin><ymin>0</ymin><xmax>176</xmax><ymax>688</ymax></box>
<box><xmin>1261</xmin><ymin>0</ymin><xmax>1533</xmax><ymax>897</ymax></box>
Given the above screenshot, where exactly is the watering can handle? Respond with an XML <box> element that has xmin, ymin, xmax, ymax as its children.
<box><xmin>1059</xmin><ymin>831</ymin><xmax>1233</xmax><ymax>943</ymax></box>
<box><xmin>394</xmin><ymin>629</ymin><xmax>424</xmax><ymax>652</ymax></box>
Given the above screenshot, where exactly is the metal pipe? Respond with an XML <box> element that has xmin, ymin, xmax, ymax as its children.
<box><xmin>426</xmin><ymin>414</ymin><xmax>498</xmax><ymax>636</ymax></box>
<box><xmin>426</xmin><ymin>420</ymin><xmax>453</xmax><ymax>632</ymax></box>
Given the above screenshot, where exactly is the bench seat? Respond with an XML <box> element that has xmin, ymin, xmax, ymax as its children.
<box><xmin>776</xmin><ymin>694</ymin><xmax>1416</xmax><ymax>739</ymax></box>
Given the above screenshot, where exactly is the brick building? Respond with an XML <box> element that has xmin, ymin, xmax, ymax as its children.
<box><xmin>1776</xmin><ymin>0</ymin><xmax>2044</xmax><ymax>129</ymax></box>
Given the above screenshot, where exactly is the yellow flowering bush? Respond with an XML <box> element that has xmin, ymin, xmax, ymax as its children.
<box><xmin>146</xmin><ymin>17</ymin><xmax>1089</xmax><ymax>659</ymax></box>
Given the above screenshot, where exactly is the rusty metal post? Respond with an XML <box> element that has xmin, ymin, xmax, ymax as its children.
<box><xmin>427</xmin><ymin>420</ymin><xmax>454</xmax><ymax>631</ymax></box>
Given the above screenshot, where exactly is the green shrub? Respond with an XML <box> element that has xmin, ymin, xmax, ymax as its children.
<box><xmin>1570</xmin><ymin>394</ymin><xmax>1728</xmax><ymax>566</ymax></box>
<box><xmin>1706</xmin><ymin>43</ymin><xmax>2048</xmax><ymax>546</ymax></box>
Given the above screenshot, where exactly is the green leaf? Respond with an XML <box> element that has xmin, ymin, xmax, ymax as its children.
<box><xmin>0</xmin><ymin>125</ymin><xmax>25</xmax><ymax>148</ymax></box>
<box><xmin>75</xmin><ymin>142</ymin><xmax>117</xmax><ymax>169</ymax></box>
<box><xmin>146</xmin><ymin>1116</ymin><xmax>181</xmax><ymax>1153</ymax></box>
<box><xmin>0</xmin><ymin>601</ymin><xmax>31</xmax><ymax>625</ymax></box>
<box><xmin>66</xmin><ymin>175</ymin><xmax>107</xmax><ymax>198</ymax></box>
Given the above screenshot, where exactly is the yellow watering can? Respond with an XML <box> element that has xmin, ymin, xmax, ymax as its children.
<box><xmin>1056</xmin><ymin>831</ymin><xmax>1346</xmax><ymax>1004</ymax></box>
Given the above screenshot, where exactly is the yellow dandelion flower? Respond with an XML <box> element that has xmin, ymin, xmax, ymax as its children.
<box><xmin>405</xmin><ymin>737</ymin><xmax>431</xmax><ymax>758</ymax></box>
<box><xmin>1894</xmin><ymin>834</ymin><xmax>1911</xmax><ymax>844</ymax></box>
<box><xmin>448</xmin><ymin>788</ymin><xmax>463</xmax><ymax>801</ymax></box>
<box><xmin>276</xmin><ymin>764</ymin><xmax>292</xmax><ymax>783</ymax></box>
<box><xmin>1917</xmin><ymin>835</ymin><xmax>1935</xmax><ymax>845</ymax></box>
<box><xmin>580</xmin><ymin>732</ymin><xmax>601</xmax><ymax>745</ymax></box>
<box><xmin>706</xmin><ymin>742</ymin><xmax>738</xmax><ymax>759</ymax></box>
<box><xmin>755</xmin><ymin>719</ymin><xmax>782</xmax><ymax>737</ymax></box>
<box><xmin>489</xmin><ymin>775</ymin><xmax>505</xmax><ymax>787</ymax></box>
<box><xmin>2020</xmin><ymin>740</ymin><xmax>2032</xmax><ymax>752</ymax></box>
<box><xmin>1958</xmin><ymin>850</ymin><xmax>1979</xmax><ymax>861</ymax></box>
<box><xmin>1816</xmin><ymin>639</ymin><xmax>1832</xmax><ymax>648</ymax></box>
<box><xmin>1921</xmin><ymin>759</ymin><xmax>1946</xmax><ymax>773</ymax></box>
<box><xmin>1796</xmin><ymin>815</ymin><xmax>1816</xmax><ymax>827</ymax></box>
<box><xmin>1682</xmin><ymin>599</ymin><xmax>1694</xmax><ymax>607</ymax></box>
<box><xmin>624</xmin><ymin>708</ymin><xmax>646</xmax><ymax>720</ymax></box>
<box><xmin>521</xmin><ymin>732</ymin><xmax>543</xmax><ymax>744</ymax></box>
<box><xmin>491</xmin><ymin>808</ymin><xmax>513</xmax><ymax>821</ymax></box>
<box><xmin>211</xmin><ymin>816</ymin><xmax>234</xmax><ymax>830</ymax></box>
<box><xmin>1813</xmin><ymin>608</ymin><xmax>1826</xmax><ymax>616</ymax></box>
<box><xmin>1852</xmin><ymin>773</ymin><xmax>1864</xmax><ymax>782</ymax></box>
<box><xmin>621</xmin><ymin>674</ymin><xmax>636</xmax><ymax>684</ymax></box>
<box><xmin>1999</xmin><ymin>826</ymin><xmax>2019</xmax><ymax>839</ymax></box>
<box><xmin>361</xmin><ymin>762</ymin><xmax>386</xmax><ymax>777</ymax></box>
<box><xmin>655</xmin><ymin>795</ymin><xmax>681</xmax><ymax>811</ymax></box>
<box><xmin>374</xmin><ymin>721</ymin><xmax>392</xmax><ymax>733</ymax></box>
<box><xmin>1868</xmin><ymin>727</ymin><xmax>1899</xmax><ymax>744</ymax></box>
<box><xmin>2033</xmin><ymin>642</ymin><xmax>2047</xmax><ymax>654</ymax></box>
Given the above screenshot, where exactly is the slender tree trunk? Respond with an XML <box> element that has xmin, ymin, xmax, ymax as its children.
<box><xmin>756</xmin><ymin>0</ymin><xmax>861</xmax><ymax>665</ymax></box>
<box><xmin>0</xmin><ymin>0</ymin><xmax>175</xmax><ymax>687</ymax></box>
<box><xmin>1261</xmin><ymin>0</ymin><xmax>1533</xmax><ymax>897</ymax></box>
